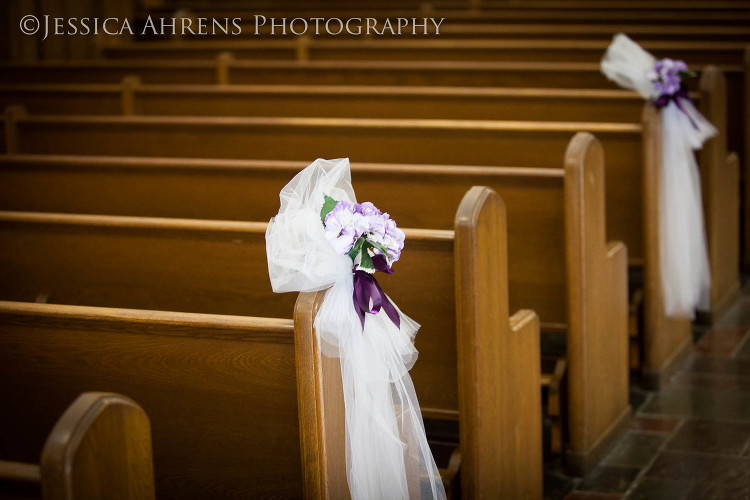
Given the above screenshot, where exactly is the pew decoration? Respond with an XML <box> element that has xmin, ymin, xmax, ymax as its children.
<box><xmin>266</xmin><ymin>158</ymin><xmax>446</xmax><ymax>500</ymax></box>
<box><xmin>601</xmin><ymin>33</ymin><xmax>716</xmax><ymax>318</ymax></box>
<box><xmin>648</xmin><ymin>58</ymin><xmax>696</xmax><ymax>115</ymax></box>
<box><xmin>321</xmin><ymin>196</ymin><xmax>404</xmax><ymax>330</ymax></box>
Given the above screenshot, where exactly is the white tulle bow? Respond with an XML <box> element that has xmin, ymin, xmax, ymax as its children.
<box><xmin>266</xmin><ymin>158</ymin><xmax>446</xmax><ymax>499</ymax></box>
<box><xmin>601</xmin><ymin>33</ymin><xmax>716</xmax><ymax>317</ymax></box>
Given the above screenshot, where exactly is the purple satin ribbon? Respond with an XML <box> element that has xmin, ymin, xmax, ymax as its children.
<box><xmin>653</xmin><ymin>85</ymin><xmax>697</xmax><ymax>128</ymax></box>
<box><xmin>352</xmin><ymin>267</ymin><xmax>400</xmax><ymax>331</ymax></box>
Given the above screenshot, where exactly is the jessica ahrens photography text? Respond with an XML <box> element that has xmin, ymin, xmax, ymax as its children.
<box><xmin>19</xmin><ymin>15</ymin><xmax>447</xmax><ymax>40</ymax></box>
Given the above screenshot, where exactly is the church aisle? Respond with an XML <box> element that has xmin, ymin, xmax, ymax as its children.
<box><xmin>546</xmin><ymin>279</ymin><xmax>750</xmax><ymax>500</ymax></box>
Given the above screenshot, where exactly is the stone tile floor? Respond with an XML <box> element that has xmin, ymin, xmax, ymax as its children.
<box><xmin>545</xmin><ymin>279</ymin><xmax>750</xmax><ymax>500</ymax></box>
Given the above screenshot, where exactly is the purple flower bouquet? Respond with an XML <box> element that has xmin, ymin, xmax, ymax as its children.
<box><xmin>321</xmin><ymin>195</ymin><xmax>405</xmax><ymax>329</ymax></box>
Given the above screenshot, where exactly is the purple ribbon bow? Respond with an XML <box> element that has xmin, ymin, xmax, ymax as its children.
<box><xmin>653</xmin><ymin>84</ymin><xmax>697</xmax><ymax>128</ymax></box>
<box><xmin>352</xmin><ymin>269</ymin><xmax>401</xmax><ymax>331</ymax></box>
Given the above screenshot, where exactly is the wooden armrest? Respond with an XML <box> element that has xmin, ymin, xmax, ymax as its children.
<box><xmin>438</xmin><ymin>447</ymin><xmax>461</xmax><ymax>500</ymax></box>
<box><xmin>0</xmin><ymin>460</ymin><xmax>41</xmax><ymax>483</ymax></box>
<box><xmin>541</xmin><ymin>356</ymin><xmax>567</xmax><ymax>394</ymax></box>
<box><xmin>541</xmin><ymin>356</ymin><xmax>567</xmax><ymax>455</ymax></box>
<box><xmin>438</xmin><ymin>448</ymin><xmax>461</xmax><ymax>483</ymax></box>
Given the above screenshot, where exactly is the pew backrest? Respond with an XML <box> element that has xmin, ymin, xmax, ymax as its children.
<box><xmin>0</xmin><ymin>301</ymin><xmax>302</xmax><ymax>499</ymax></box>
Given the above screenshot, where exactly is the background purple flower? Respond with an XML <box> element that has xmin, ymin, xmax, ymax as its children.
<box><xmin>648</xmin><ymin>58</ymin><xmax>688</xmax><ymax>96</ymax></box>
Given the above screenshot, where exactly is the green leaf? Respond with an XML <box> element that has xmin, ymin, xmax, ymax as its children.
<box><xmin>320</xmin><ymin>195</ymin><xmax>338</xmax><ymax>224</ymax></box>
<box><xmin>347</xmin><ymin>237</ymin><xmax>365</xmax><ymax>260</ymax></box>
<box><xmin>358</xmin><ymin>246</ymin><xmax>375</xmax><ymax>273</ymax></box>
<box><xmin>679</xmin><ymin>70</ymin><xmax>697</xmax><ymax>79</ymax></box>
<box><xmin>367</xmin><ymin>240</ymin><xmax>389</xmax><ymax>256</ymax></box>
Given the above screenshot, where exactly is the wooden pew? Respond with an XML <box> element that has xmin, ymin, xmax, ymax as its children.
<box><xmin>0</xmin><ymin>301</ymin><xmax>306</xmax><ymax>499</ymax></box>
<box><xmin>0</xmin><ymin>60</ymin><xmax>217</xmax><ymax>85</ymax></box>
<box><xmin>697</xmin><ymin>69</ymin><xmax>742</xmax><ymax>322</ymax></box>
<box><xmin>0</xmin><ymin>132</ymin><xmax>631</xmax><ymax>472</ymax></box>
<box><xmin>189</xmin><ymin>23</ymin><xmax>750</xmax><ymax>42</ymax></box>
<box><xmin>0</xmin><ymin>187</ymin><xmax>544</xmax><ymax>497</ymax></box>
<box><xmin>96</xmin><ymin>40</ymin><xmax>747</xmax><ymax>164</ymax></box>
<box><xmin>0</xmin><ymin>68</ymin><xmax>740</xmax><ymax>268</ymax></box>
<box><xmin>100</xmin><ymin>39</ymin><xmax>747</xmax><ymax>66</ymax></box>
<box><xmin>432</xmin><ymin>23</ymin><xmax>750</xmax><ymax>41</ymax></box>
<box><xmin>147</xmin><ymin>0</ymin><xmax>750</xmax><ymax>15</ymax></box>
<box><xmin>0</xmin><ymin>392</ymin><xmax>155</xmax><ymax>500</ymax></box>
<box><xmin>298</xmin><ymin>187</ymin><xmax>542</xmax><ymax>498</ymax></box>
<box><xmin>0</xmin><ymin>110</ymin><xmax>657</xmax><ymax>367</ymax></box>
<box><xmin>0</xmin><ymin>80</ymin><xmax>655</xmax><ymax>121</ymax></box>
<box><xmin>746</xmin><ymin>48</ymin><xmax>750</xmax><ymax>272</ymax></box>
<box><xmin>0</xmin><ymin>56</ymin><xmax>738</xmax><ymax>175</ymax></box>
<box><xmin>1</xmin><ymin>91</ymin><xmax>736</xmax><ymax>353</ymax></box>
<box><xmin>10</xmin><ymin>54</ymin><xmax>733</xmax><ymax>209</ymax></box>
<box><xmin>132</xmin><ymin>8</ymin><xmax>750</xmax><ymax>25</ymax></box>
<box><xmin>0</xmin><ymin>55</ymin><xmax>742</xmax><ymax>89</ymax></box>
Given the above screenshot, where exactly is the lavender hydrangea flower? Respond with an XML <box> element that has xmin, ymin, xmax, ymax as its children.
<box><xmin>324</xmin><ymin>200</ymin><xmax>368</xmax><ymax>254</ymax></box>
<box><xmin>357</xmin><ymin>201</ymin><xmax>381</xmax><ymax>217</ymax></box>
<box><xmin>370</xmin><ymin>215</ymin><xmax>405</xmax><ymax>264</ymax></box>
<box><xmin>648</xmin><ymin>58</ymin><xmax>689</xmax><ymax>96</ymax></box>
<box><xmin>322</xmin><ymin>197</ymin><xmax>406</xmax><ymax>272</ymax></box>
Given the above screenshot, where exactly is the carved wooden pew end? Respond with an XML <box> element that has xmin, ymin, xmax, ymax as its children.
<box><xmin>0</xmin><ymin>392</ymin><xmax>155</xmax><ymax>500</ymax></box>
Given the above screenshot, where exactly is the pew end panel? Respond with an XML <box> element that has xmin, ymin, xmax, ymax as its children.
<box><xmin>744</xmin><ymin>45</ymin><xmax>750</xmax><ymax>272</ymax></box>
<box><xmin>698</xmin><ymin>66</ymin><xmax>741</xmax><ymax>323</ymax></box>
<box><xmin>563</xmin><ymin>133</ymin><xmax>630</xmax><ymax>475</ymax></box>
<box><xmin>708</xmin><ymin>152</ymin><xmax>741</xmax><ymax>318</ymax></box>
<box><xmin>641</xmin><ymin>105</ymin><xmax>693</xmax><ymax>390</ymax></box>
<box><xmin>40</xmin><ymin>392</ymin><xmax>155</xmax><ymax>500</ymax></box>
<box><xmin>454</xmin><ymin>186</ymin><xmax>543</xmax><ymax>499</ymax></box>
<box><xmin>0</xmin><ymin>392</ymin><xmax>155</xmax><ymax>500</ymax></box>
<box><xmin>294</xmin><ymin>290</ymin><xmax>349</xmax><ymax>500</ymax></box>
<box><xmin>294</xmin><ymin>187</ymin><xmax>543</xmax><ymax>499</ymax></box>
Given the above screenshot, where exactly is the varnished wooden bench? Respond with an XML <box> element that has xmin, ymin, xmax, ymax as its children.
<box><xmin>0</xmin><ymin>109</ymin><xmax>670</xmax><ymax>388</ymax></box>
<box><xmin>134</xmin><ymin>8</ymin><xmax>750</xmax><ymax>26</ymax></box>
<box><xmin>0</xmin><ymin>132</ymin><xmax>630</xmax><ymax>472</ymax></box>
<box><xmin>100</xmin><ymin>38</ymin><xmax>747</xmax><ymax>66</ymax></box>
<box><xmin>6</xmin><ymin>54</ymin><xmax>742</xmax><ymax>233</ymax></box>
<box><xmin>0</xmin><ymin>79</ymin><xmax>660</xmax><ymax>121</ymax></box>
<box><xmin>146</xmin><ymin>0</ymin><xmax>750</xmax><ymax>12</ymax></box>
<box><xmin>0</xmin><ymin>187</ymin><xmax>543</xmax><ymax>497</ymax></box>
<box><xmin>0</xmin><ymin>64</ymin><xmax>742</xmax><ymax>285</ymax></box>
<box><xmin>201</xmin><ymin>22</ymin><xmax>750</xmax><ymax>42</ymax></box>
<box><xmin>148</xmin><ymin>0</ymin><xmax>750</xmax><ymax>16</ymax></box>
<box><xmin>0</xmin><ymin>392</ymin><xmax>155</xmax><ymax>500</ymax></box>
<box><xmin>153</xmin><ymin>5</ymin><xmax>750</xmax><ymax>41</ymax></box>
<box><xmin>2</xmin><ymin>83</ymin><xmax>737</xmax><ymax>387</ymax></box>
<box><xmin>0</xmin><ymin>302</ymin><xmax>306</xmax><ymax>499</ymax></box>
<box><xmin>92</xmin><ymin>41</ymin><xmax>748</xmax><ymax>175</ymax></box>
<box><xmin>0</xmin><ymin>69</ymin><xmax>738</xmax><ymax>309</ymax></box>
